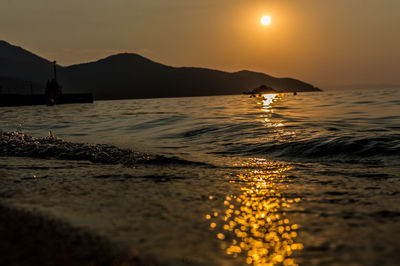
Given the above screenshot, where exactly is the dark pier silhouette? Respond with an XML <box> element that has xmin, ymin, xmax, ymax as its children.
<box><xmin>0</xmin><ymin>61</ymin><xmax>93</xmax><ymax>107</ymax></box>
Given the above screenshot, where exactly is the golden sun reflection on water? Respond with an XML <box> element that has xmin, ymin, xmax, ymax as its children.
<box><xmin>258</xmin><ymin>94</ymin><xmax>285</xmax><ymax>128</ymax></box>
<box><xmin>208</xmin><ymin>160</ymin><xmax>303</xmax><ymax>265</ymax></box>
<box><xmin>261</xmin><ymin>94</ymin><xmax>279</xmax><ymax>107</ymax></box>
<box><xmin>205</xmin><ymin>93</ymin><xmax>302</xmax><ymax>265</ymax></box>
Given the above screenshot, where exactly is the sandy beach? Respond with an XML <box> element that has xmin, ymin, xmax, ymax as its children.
<box><xmin>0</xmin><ymin>203</ymin><xmax>141</xmax><ymax>266</ymax></box>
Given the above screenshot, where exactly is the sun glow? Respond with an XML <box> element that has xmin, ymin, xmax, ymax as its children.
<box><xmin>261</xmin><ymin>15</ymin><xmax>271</xmax><ymax>26</ymax></box>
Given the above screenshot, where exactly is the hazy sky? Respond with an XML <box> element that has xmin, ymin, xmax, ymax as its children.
<box><xmin>1</xmin><ymin>0</ymin><xmax>400</xmax><ymax>88</ymax></box>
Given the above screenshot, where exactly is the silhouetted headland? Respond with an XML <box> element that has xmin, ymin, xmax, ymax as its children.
<box><xmin>0</xmin><ymin>40</ymin><xmax>320</xmax><ymax>103</ymax></box>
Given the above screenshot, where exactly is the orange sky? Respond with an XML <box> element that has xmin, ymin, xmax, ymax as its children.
<box><xmin>1</xmin><ymin>0</ymin><xmax>399</xmax><ymax>88</ymax></box>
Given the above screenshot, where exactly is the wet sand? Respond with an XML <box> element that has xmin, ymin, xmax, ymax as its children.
<box><xmin>0</xmin><ymin>155</ymin><xmax>238</xmax><ymax>266</ymax></box>
<box><xmin>0</xmin><ymin>203</ymin><xmax>141</xmax><ymax>266</ymax></box>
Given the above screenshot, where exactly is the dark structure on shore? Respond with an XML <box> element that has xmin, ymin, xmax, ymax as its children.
<box><xmin>0</xmin><ymin>61</ymin><xmax>93</xmax><ymax>107</ymax></box>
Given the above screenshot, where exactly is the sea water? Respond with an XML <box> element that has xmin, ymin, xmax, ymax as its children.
<box><xmin>1</xmin><ymin>88</ymin><xmax>399</xmax><ymax>265</ymax></box>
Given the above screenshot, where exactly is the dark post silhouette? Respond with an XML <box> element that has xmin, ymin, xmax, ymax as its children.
<box><xmin>53</xmin><ymin>61</ymin><xmax>57</xmax><ymax>82</ymax></box>
<box><xmin>45</xmin><ymin>61</ymin><xmax>62</xmax><ymax>105</ymax></box>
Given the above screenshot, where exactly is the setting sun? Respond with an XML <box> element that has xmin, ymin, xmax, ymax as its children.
<box><xmin>261</xmin><ymin>15</ymin><xmax>271</xmax><ymax>26</ymax></box>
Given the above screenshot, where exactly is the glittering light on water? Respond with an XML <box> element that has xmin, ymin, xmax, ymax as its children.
<box><xmin>207</xmin><ymin>160</ymin><xmax>303</xmax><ymax>265</ymax></box>
<box><xmin>262</xmin><ymin>94</ymin><xmax>278</xmax><ymax>107</ymax></box>
<box><xmin>259</xmin><ymin>94</ymin><xmax>286</xmax><ymax>128</ymax></box>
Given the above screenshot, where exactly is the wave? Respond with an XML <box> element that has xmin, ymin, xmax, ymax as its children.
<box><xmin>0</xmin><ymin>131</ymin><xmax>208</xmax><ymax>167</ymax></box>
<box><xmin>217</xmin><ymin>134</ymin><xmax>400</xmax><ymax>164</ymax></box>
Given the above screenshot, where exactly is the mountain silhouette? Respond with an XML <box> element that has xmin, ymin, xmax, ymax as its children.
<box><xmin>0</xmin><ymin>40</ymin><xmax>320</xmax><ymax>99</ymax></box>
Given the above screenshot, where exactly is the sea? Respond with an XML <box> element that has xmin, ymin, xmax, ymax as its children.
<box><xmin>1</xmin><ymin>88</ymin><xmax>400</xmax><ymax>265</ymax></box>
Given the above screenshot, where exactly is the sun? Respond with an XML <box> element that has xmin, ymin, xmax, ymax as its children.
<box><xmin>261</xmin><ymin>15</ymin><xmax>271</xmax><ymax>26</ymax></box>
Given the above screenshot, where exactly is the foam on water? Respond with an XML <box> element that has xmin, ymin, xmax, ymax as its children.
<box><xmin>0</xmin><ymin>131</ymin><xmax>207</xmax><ymax>167</ymax></box>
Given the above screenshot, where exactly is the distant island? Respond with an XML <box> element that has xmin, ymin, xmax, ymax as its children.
<box><xmin>0</xmin><ymin>40</ymin><xmax>320</xmax><ymax>100</ymax></box>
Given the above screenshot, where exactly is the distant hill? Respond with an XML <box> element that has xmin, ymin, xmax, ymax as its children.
<box><xmin>0</xmin><ymin>40</ymin><xmax>320</xmax><ymax>99</ymax></box>
<box><xmin>0</xmin><ymin>41</ymin><xmax>54</xmax><ymax>85</ymax></box>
